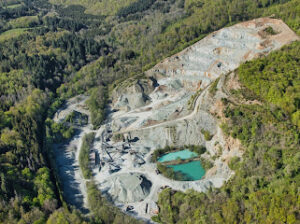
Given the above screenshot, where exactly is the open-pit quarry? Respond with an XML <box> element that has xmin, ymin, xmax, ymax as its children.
<box><xmin>52</xmin><ymin>18</ymin><xmax>299</xmax><ymax>222</ymax></box>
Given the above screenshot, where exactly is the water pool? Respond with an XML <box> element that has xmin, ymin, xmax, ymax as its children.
<box><xmin>158</xmin><ymin>149</ymin><xmax>198</xmax><ymax>162</ymax></box>
<box><xmin>168</xmin><ymin>161</ymin><xmax>205</xmax><ymax>181</ymax></box>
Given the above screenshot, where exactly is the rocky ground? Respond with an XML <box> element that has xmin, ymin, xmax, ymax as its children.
<box><xmin>52</xmin><ymin>18</ymin><xmax>299</xmax><ymax>222</ymax></box>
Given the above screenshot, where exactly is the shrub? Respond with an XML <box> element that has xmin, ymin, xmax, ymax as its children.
<box><xmin>209</xmin><ymin>78</ymin><xmax>220</xmax><ymax>96</ymax></box>
<box><xmin>199</xmin><ymin>157</ymin><xmax>213</xmax><ymax>170</ymax></box>
<box><xmin>264</xmin><ymin>26</ymin><xmax>277</xmax><ymax>35</ymax></box>
<box><xmin>201</xmin><ymin>129</ymin><xmax>213</xmax><ymax>141</ymax></box>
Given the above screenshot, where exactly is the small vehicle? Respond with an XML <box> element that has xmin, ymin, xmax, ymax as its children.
<box><xmin>126</xmin><ymin>205</ymin><xmax>134</xmax><ymax>211</ymax></box>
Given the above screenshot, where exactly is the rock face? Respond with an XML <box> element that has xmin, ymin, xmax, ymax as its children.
<box><xmin>102</xmin><ymin>173</ymin><xmax>152</xmax><ymax>203</ymax></box>
<box><xmin>148</xmin><ymin>17</ymin><xmax>299</xmax><ymax>88</ymax></box>
<box><xmin>112</xmin><ymin>79</ymin><xmax>156</xmax><ymax>111</ymax></box>
<box><xmin>109</xmin><ymin>18</ymin><xmax>299</xmax><ymax>133</ymax></box>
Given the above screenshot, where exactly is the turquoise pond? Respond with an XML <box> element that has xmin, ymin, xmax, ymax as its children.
<box><xmin>158</xmin><ymin>149</ymin><xmax>198</xmax><ymax>162</ymax></box>
<box><xmin>158</xmin><ymin>149</ymin><xmax>205</xmax><ymax>181</ymax></box>
<box><xmin>168</xmin><ymin>161</ymin><xmax>205</xmax><ymax>181</ymax></box>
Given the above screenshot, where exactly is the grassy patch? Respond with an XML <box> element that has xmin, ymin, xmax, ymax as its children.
<box><xmin>8</xmin><ymin>16</ymin><xmax>39</xmax><ymax>28</ymax></box>
<box><xmin>6</xmin><ymin>3</ymin><xmax>22</xmax><ymax>9</ymax></box>
<box><xmin>49</xmin><ymin>0</ymin><xmax>137</xmax><ymax>16</ymax></box>
<box><xmin>0</xmin><ymin>28</ymin><xmax>28</xmax><ymax>42</ymax></box>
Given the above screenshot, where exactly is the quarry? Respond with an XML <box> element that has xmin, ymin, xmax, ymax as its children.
<box><xmin>52</xmin><ymin>18</ymin><xmax>299</xmax><ymax>222</ymax></box>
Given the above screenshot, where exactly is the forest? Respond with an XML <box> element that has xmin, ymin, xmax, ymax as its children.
<box><xmin>0</xmin><ymin>0</ymin><xmax>299</xmax><ymax>223</ymax></box>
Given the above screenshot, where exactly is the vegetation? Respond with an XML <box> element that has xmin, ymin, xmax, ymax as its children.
<box><xmin>0</xmin><ymin>0</ymin><xmax>299</xmax><ymax>222</ymax></box>
<box><xmin>153</xmin><ymin>42</ymin><xmax>300</xmax><ymax>224</ymax></box>
<box><xmin>151</xmin><ymin>145</ymin><xmax>174</xmax><ymax>162</ymax></box>
<box><xmin>157</xmin><ymin>163</ymin><xmax>190</xmax><ymax>181</ymax></box>
<box><xmin>187</xmin><ymin>89</ymin><xmax>202</xmax><ymax>110</ymax></box>
<box><xmin>0</xmin><ymin>28</ymin><xmax>28</xmax><ymax>42</ymax></box>
<box><xmin>45</xmin><ymin>110</ymin><xmax>89</xmax><ymax>144</ymax></box>
<box><xmin>49</xmin><ymin>0</ymin><xmax>138</xmax><ymax>16</ymax></box>
<box><xmin>199</xmin><ymin>157</ymin><xmax>214</xmax><ymax>170</ymax></box>
<box><xmin>46</xmin><ymin>208</ymin><xmax>87</xmax><ymax>224</ymax></box>
<box><xmin>209</xmin><ymin>77</ymin><xmax>220</xmax><ymax>96</ymax></box>
<box><xmin>112</xmin><ymin>133</ymin><xmax>124</xmax><ymax>142</ymax></box>
<box><xmin>228</xmin><ymin>156</ymin><xmax>241</xmax><ymax>170</ymax></box>
<box><xmin>0</xmin><ymin>89</ymin><xmax>60</xmax><ymax>223</ymax></box>
<box><xmin>264</xmin><ymin>26</ymin><xmax>277</xmax><ymax>35</ymax></box>
<box><xmin>65</xmin><ymin>111</ymin><xmax>88</xmax><ymax>126</ymax></box>
<box><xmin>8</xmin><ymin>16</ymin><xmax>39</xmax><ymax>28</ymax></box>
<box><xmin>46</xmin><ymin>119</ymin><xmax>75</xmax><ymax>143</ymax></box>
<box><xmin>6</xmin><ymin>4</ymin><xmax>22</xmax><ymax>9</ymax></box>
<box><xmin>189</xmin><ymin>145</ymin><xmax>207</xmax><ymax>155</ymax></box>
<box><xmin>79</xmin><ymin>133</ymin><xmax>95</xmax><ymax>179</ymax></box>
<box><xmin>86</xmin><ymin>86</ymin><xmax>108</xmax><ymax>128</ymax></box>
<box><xmin>238</xmin><ymin>41</ymin><xmax>300</xmax><ymax>127</ymax></box>
<box><xmin>117</xmin><ymin>0</ymin><xmax>156</xmax><ymax>17</ymax></box>
<box><xmin>201</xmin><ymin>129</ymin><xmax>213</xmax><ymax>141</ymax></box>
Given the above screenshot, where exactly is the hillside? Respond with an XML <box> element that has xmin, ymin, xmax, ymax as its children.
<box><xmin>155</xmin><ymin>41</ymin><xmax>300</xmax><ymax>223</ymax></box>
<box><xmin>0</xmin><ymin>0</ymin><xmax>299</xmax><ymax>223</ymax></box>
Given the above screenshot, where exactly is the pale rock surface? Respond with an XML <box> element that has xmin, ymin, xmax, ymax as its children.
<box><xmin>102</xmin><ymin>173</ymin><xmax>152</xmax><ymax>203</ymax></box>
